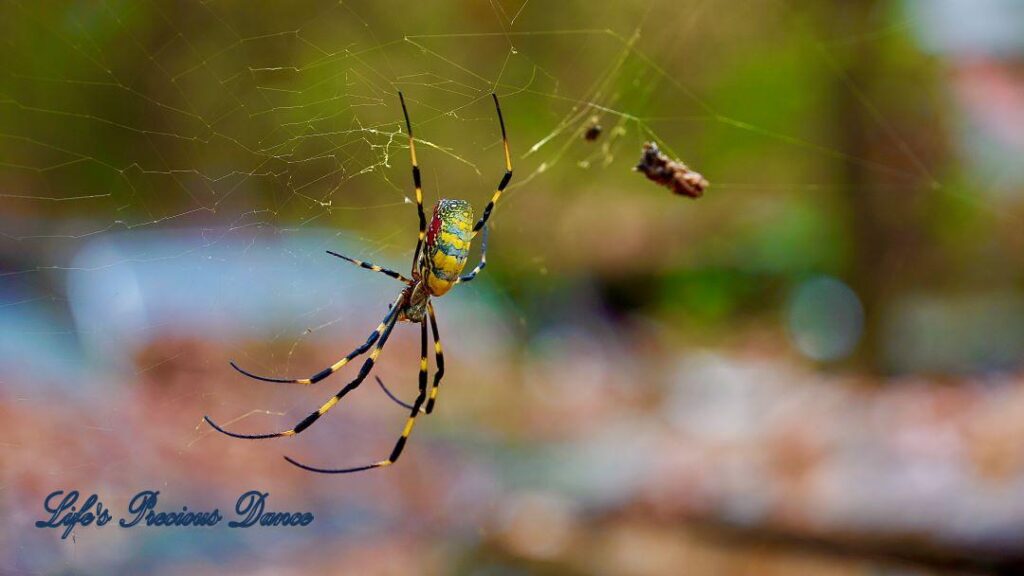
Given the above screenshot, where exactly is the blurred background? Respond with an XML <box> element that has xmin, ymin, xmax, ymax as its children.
<box><xmin>2</xmin><ymin>0</ymin><xmax>1024</xmax><ymax>574</ymax></box>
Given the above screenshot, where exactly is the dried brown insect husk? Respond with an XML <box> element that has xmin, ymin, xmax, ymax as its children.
<box><xmin>635</xmin><ymin>141</ymin><xmax>708</xmax><ymax>198</ymax></box>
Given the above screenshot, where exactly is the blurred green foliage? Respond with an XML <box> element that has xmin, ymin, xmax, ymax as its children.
<box><xmin>2</xmin><ymin>0</ymin><xmax>1018</xmax><ymax>372</ymax></box>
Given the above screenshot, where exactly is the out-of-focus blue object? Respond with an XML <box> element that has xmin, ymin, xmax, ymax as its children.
<box><xmin>904</xmin><ymin>0</ymin><xmax>1024</xmax><ymax>196</ymax></box>
<box><xmin>66</xmin><ymin>229</ymin><xmax>391</xmax><ymax>367</ymax></box>
<box><xmin>786</xmin><ymin>275</ymin><xmax>864</xmax><ymax>362</ymax></box>
<box><xmin>906</xmin><ymin>0</ymin><xmax>1024</xmax><ymax>57</ymax></box>
<box><xmin>59</xmin><ymin>228</ymin><xmax>502</xmax><ymax>375</ymax></box>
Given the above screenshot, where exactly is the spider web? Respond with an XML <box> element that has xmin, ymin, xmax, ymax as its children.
<box><xmin>0</xmin><ymin>0</ymin><xmax>952</xmax><ymax>365</ymax></box>
<box><xmin>2</xmin><ymin>0</ymin><xmax>1020</xmax><ymax>573</ymax></box>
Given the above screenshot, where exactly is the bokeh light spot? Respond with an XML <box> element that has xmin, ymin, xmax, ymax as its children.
<box><xmin>786</xmin><ymin>276</ymin><xmax>864</xmax><ymax>362</ymax></box>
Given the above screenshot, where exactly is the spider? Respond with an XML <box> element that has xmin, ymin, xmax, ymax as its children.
<box><xmin>204</xmin><ymin>92</ymin><xmax>512</xmax><ymax>474</ymax></box>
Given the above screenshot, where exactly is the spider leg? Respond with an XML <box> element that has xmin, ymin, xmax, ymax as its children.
<box><xmin>205</xmin><ymin>297</ymin><xmax>403</xmax><ymax>439</ymax></box>
<box><xmin>375</xmin><ymin>376</ymin><xmax>422</xmax><ymax>413</ymax></box>
<box><xmin>284</xmin><ymin>317</ymin><xmax>431</xmax><ymax>473</ymax></box>
<box><xmin>374</xmin><ymin>303</ymin><xmax>444</xmax><ymax>413</ymax></box>
<box><xmin>399</xmin><ymin>92</ymin><xmax>427</xmax><ymax>274</ymax></box>
<box><xmin>228</xmin><ymin>294</ymin><xmax>403</xmax><ymax>385</ymax></box>
<box><xmin>424</xmin><ymin>301</ymin><xmax>446</xmax><ymax>414</ymax></box>
<box><xmin>471</xmin><ymin>93</ymin><xmax>513</xmax><ymax>237</ymax></box>
<box><xmin>326</xmin><ymin>250</ymin><xmax>412</xmax><ymax>284</ymax></box>
<box><xmin>456</xmin><ymin>223</ymin><xmax>488</xmax><ymax>284</ymax></box>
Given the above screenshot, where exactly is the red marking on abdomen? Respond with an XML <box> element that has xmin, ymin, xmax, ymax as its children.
<box><xmin>426</xmin><ymin>206</ymin><xmax>442</xmax><ymax>248</ymax></box>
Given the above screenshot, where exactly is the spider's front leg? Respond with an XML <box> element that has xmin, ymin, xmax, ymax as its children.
<box><xmin>471</xmin><ymin>93</ymin><xmax>513</xmax><ymax>237</ymax></box>
<box><xmin>399</xmin><ymin>92</ymin><xmax>428</xmax><ymax>272</ymax></box>
<box><xmin>456</xmin><ymin>224</ymin><xmax>488</xmax><ymax>285</ymax></box>
<box><xmin>327</xmin><ymin>250</ymin><xmax>411</xmax><ymax>284</ymax></box>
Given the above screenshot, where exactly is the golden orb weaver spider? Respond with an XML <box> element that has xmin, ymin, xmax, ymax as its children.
<box><xmin>204</xmin><ymin>92</ymin><xmax>512</xmax><ymax>474</ymax></box>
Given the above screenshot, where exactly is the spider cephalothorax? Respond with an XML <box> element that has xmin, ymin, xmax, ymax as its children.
<box><xmin>205</xmin><ymin>92</ymin><xmax>512</xmax><ymax>474</ymax></box>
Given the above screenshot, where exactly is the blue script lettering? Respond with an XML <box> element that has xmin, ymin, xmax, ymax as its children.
<box><xmin>37</xmin><ymin>489</ymin><xmax>311</xmax><ymax>537</ymax></box>
<box><xmin>35</xmin><ymin>490</ymin><xmax>112</xmax><ymax>540</ymax></box>
<box><xmin>229</xmin><ymin>490</ymin><xmax>314</xmax><ymax>528</ymax></box>
<box><xmin>120</xmin><ymin>490</ymin><xmax>222</xmax><ymax>528</ymax></box>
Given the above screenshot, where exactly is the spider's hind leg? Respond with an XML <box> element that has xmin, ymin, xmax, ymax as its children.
<box><xmin>423</xmin><ymin>302</ymin><xmax>445</xmax><ymax>414</ymax></box>
<box><xmin>205</xmin><ymin>294</ymin><xmax>404</xmax><ymax>439</ymax></box>
<box><xmin>285</xmin><ymin>317</ymin><xmax>432</xmax><ymax>473</ymax></box>
<box><xmin>226</xmin><ymin>292</ymin><xmax>405</xmax><ymax>386</ymax></box>
<box><xmin>375</xmin><ymin>375</ymin><xmax>423</xmax><ymax>413</ymax></box>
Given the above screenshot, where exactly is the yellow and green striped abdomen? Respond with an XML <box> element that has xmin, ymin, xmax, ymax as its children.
<box><xmin>424</xmin><ymin>199</ymin><xmax>474</xmax><ymax>296</ymax></box>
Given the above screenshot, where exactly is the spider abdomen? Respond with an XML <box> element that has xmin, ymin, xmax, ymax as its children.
<box><xmin>424</xmin><ymin>199</ymin><xmax>474</xmax><ymax>296</ymax></box>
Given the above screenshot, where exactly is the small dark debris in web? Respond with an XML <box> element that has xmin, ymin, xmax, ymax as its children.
<box><xmin>583</xmin><ymin>116</ymin><xmax>603</xmax><ymax>141</ymax></box>
<box><xmin>635</xmin><ymin>142</ymin><xmax>708</xmax><ymax>199</ymax></box>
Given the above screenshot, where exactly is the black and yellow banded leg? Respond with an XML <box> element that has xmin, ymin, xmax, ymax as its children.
<box><xmin>284</xmin><ymin>318</ymin><xmax>431</xmax><ymax>474</ymax></box>
<box><xmin>374</xmin><ymin>304</ymin><xmax>444</xmax><ymax>413</ymax></box>
<box><xmin>456</xmin><ymin>224</ymin><xmax>488</xmax><ymax>285</ymax></box>
<box><xmin>206</xmin><ymin>305</ymin><xmax>401</xmax><ymax>441</ymax></box>
<box><xmin>399</xmin><ymin>92</ymin><xmax>427</xmax><ymax>272</ymax></box>
<box><xmin>227</xmin><ymin>294</ymin><xmax>404</xmax><ymax>386</ymax></box>
<box><xmin>424</xmin><ymin>301</ymin><xmax>446</xmax><ymax>414</ymax></box>
<box><xmin>472</xmin><ymin>93</ymin><xmax>513</xmax><ymax>237</ymax></box>
<box><xmin>374</xmin><ymin>375</ymin><xmax>423</xmax><ymax>412</ymax></box>
<box><xmin>326</xmin><ymin>250</ymin><xmax>412</xmax><ymax>284</ymax></box>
